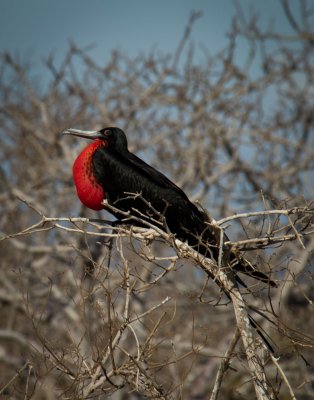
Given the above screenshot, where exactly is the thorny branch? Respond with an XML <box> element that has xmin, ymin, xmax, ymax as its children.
<box><xmin>2</xmin><ymin>204</ymin><xmax>313</xmax><ymax>252</ymax></box>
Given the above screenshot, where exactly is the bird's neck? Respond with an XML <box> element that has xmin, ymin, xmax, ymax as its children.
<box><xmin>72</xmin><ymin>140</ymin><xmax>106</xmax><ymax>210</ymax></box>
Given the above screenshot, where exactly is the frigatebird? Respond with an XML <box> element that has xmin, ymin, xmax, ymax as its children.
<box><xmin>63</xmin><ymin>126</ymin><xmax>276</xmax><ymax>288</ymax></box>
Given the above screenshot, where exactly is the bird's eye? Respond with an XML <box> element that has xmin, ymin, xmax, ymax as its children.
<box><xmin>104</xmin><ymin>129</ymin><xmax>112</xmax><ymax>136</ymax></box>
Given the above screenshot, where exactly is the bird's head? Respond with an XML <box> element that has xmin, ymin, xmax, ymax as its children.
<box><xmin>62</xmin><ymin>127</ymin><xmax>128</xmax><ymax>153</ymax></box>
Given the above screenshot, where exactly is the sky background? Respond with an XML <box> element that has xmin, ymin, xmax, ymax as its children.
<box><xmin>0</xmin><ymin>0</ymin><xmax>294</xmax><ymax>81</ymax></box>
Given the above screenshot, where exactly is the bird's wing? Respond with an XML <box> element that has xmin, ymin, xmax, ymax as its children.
<box><xmin>125</xmin><ymin>151</ymin><xmax>190</xmax><ymax>199</ymax></box>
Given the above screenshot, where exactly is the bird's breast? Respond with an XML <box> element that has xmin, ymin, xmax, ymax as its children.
<box><xmin>72</xmin><ymin>142</ymin><xmax>105</xmax><ymax>210</ymax></box>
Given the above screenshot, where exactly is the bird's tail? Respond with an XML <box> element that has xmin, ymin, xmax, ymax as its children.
<box><xmin>230</xmin><ymin>253</ymin><xmax>277</xmax><ymax>287</ymax></box>
<box><xmin>196</xmin><ymin>205</ymin><xmax>277</xmax><ymax>288</ymax></box>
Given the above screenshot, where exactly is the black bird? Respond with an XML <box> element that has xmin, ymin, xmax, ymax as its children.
<box><xmin>63</xmin><ymin>126</ymin><xmax>276</xmax><ymax>288</ymax></box>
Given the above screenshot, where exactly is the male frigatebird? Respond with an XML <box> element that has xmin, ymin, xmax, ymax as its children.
<box><xmin>63</xmin><ymin>126</ymin><xmax>276</xmax><ymax>288</ymax></box>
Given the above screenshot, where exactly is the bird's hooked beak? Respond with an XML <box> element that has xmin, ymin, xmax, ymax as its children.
<box><xmin>62</xmin><ymin>128</ymin><xmax>103</xmax><ymax>140</ymax></box>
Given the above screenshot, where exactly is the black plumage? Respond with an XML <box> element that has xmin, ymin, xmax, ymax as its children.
<box><xmin>64</xmin><ymin>126</ymin><xmax>275</xmax><ymax>288</ymax></box>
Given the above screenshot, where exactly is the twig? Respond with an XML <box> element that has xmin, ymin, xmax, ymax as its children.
<box><xmin>287</xmin><ymin>214</ymin><xmax>306</xmax><ymax>249</ymax></box>
<box><xmin>0</xmin><ymin>362</ymin><xmax>30</xmax><ymax>395</ymax></box>
<box><xmin>127</xmin><ymin>324</ymin><xmax>141</xmax><ymax>390</ymax></box>
<box><xmin>226</xmin><ymin>232</ymin><xmax>313</xmax><ymax>250</ymax></box>
<box><xmin>210</xmin><ymin>329</ymin><xmax>241</xmax><ymax>400</ymax></box>
<box><xmin>270</xmin><ymin>354</ymin><xmax>297</xmax><ymax>400</ymax></box>
<box><xmin>217</xmin><ymin>207</ymin><xmax>313</xmax><ymax>225</ymax></box>
<box><xmin>172</xmin><ymin>10</ymin><xmax>203</xmax><ymax>69</ymax></box>
<box><xmin>82</xmin><ymin>296</ymin><xmax>172</xmax><ymax>397</ymax></box>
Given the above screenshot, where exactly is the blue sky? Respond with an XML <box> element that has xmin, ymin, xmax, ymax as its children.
<box><xmin>1</xmin><ymin>0</ymin><xmax>292</xmax><ymax>79</ymax></box>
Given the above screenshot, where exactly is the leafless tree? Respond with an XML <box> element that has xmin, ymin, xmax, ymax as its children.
<box><xmin>0</xmin><ymin>1</ymin><xmax>313</xmax><ymax>399</ymax></box>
